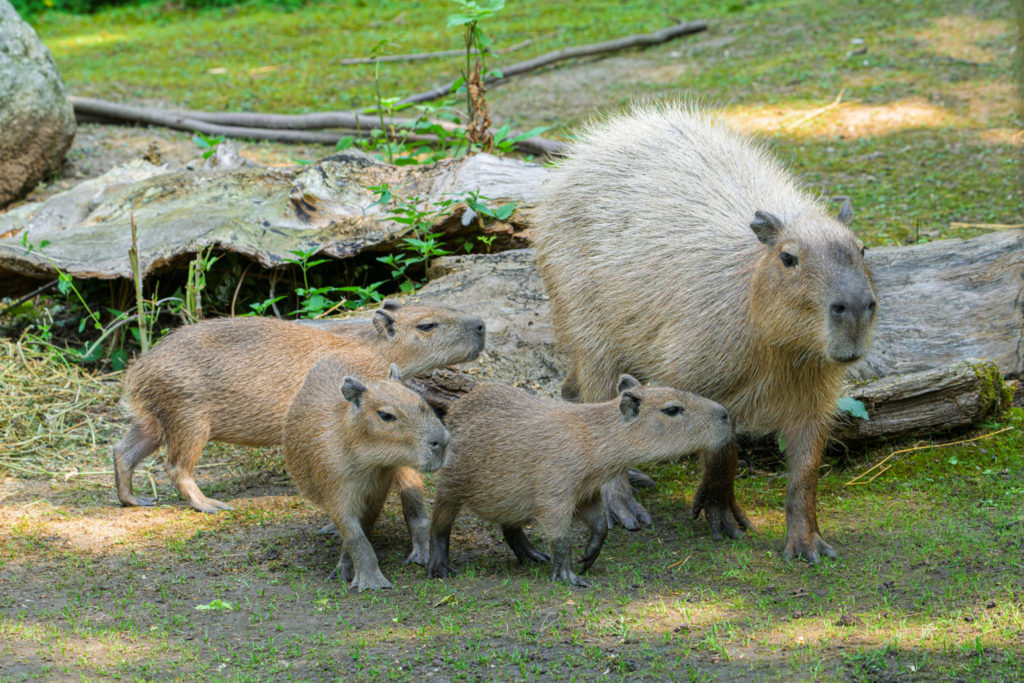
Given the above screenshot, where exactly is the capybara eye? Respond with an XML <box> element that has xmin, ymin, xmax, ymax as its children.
<box><xmin>779</xmin><ymin>251</ymin><xmax>798</xmax><ymax>268</ymax></box>
<box><xmin>377</xmin><ymin>410</ymin><xmax>396</xmax><ymax>422</ymax></box>
<box><xmin>661</xmin><ymin>405</ymin><xmax>684</xmax><ymax>416</ymax></box>
<box><xmin>416</xmin><ymin>322</ymin><xmax>438</xmax><ymax>331</ymax></box>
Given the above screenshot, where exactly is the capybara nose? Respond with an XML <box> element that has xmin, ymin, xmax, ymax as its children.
<box><xmin>716</xmin><ymin>407</ymin><xmax>730</xmax><ymax>423</ymax></box>
<box><xmin>430</xmin><ymin>429</ymin><xmax>451</xmax><ymax>455</ymax></box>
<box><xmin>830</xmin><ymin>294</ymin><xmax>876</xmax><ymax>321</ymax></box>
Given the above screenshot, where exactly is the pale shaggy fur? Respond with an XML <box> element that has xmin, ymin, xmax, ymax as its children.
<box><xmin>113</xmin><ymin>302</ymin><xmax>483</xmax><ymax>522</ymax></box>
<box><xmin>284</xmin><ymin>360</ymin><xmax>449</xmax><ymax>591</ymax></box>
<box><xmin>428</xmin><ymin>377</ymin><xmax>733</xmax><ymax>587</ymax></box>
<box><xmin>532</xmin><ymin>103</ymin><xmax>876</xmax><ymax>563</ymax></box>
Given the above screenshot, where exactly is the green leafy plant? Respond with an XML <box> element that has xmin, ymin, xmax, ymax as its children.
<box><xmin>837</xmin><ymin>397</ymin><xmax>870</xmax><ymax>420</ymax></box>
<box><xmin>192</xmin><ymin>131</ymin><xmax>225</xmax><ymax>160</ymax></box>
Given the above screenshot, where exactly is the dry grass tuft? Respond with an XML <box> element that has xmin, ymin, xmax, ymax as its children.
<box><xmin>0</xmin><ymin>338</ymin><xmax>122</xmax><ymax>478</ymax></box>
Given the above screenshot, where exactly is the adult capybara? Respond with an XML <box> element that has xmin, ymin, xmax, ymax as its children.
<box><xmin>533</xmin><ymin>103</ymin><xmax>876</xmax><ymax>564</ymax></box>
<box><xmin>114</xmin><ymin>301</ymin><xmax>482</xmax><ymax>519</ymax></box>
<box><xmin>284</xmin><ymin>360</ymin><xmax>449</xmax><ymax>591</ymax></box>
<box><xmin>428</xmin><ymin>375</ymin><xmax>734</xmax><ymax>587</ymax></box>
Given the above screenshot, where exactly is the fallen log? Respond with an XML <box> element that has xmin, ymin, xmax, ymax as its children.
<box><xmin>69</xmin><ymin>97</ymin><xmax>567</xmax><ymax>158</ymax></box>
<box><xmin>398</xmin><ymin>20</ymin><xmax>708</xmax><ymax>105</ymax></box>
<box><xmin>832</xmin><ymin>359</ymin><xmax>1012</xmax><ymax>441</ymax></box>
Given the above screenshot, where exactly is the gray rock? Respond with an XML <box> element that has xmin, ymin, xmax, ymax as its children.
<box><xmin>0</xmin><ymin>1</ymin><xmax>76</xmax><ymax>207</ymax></box>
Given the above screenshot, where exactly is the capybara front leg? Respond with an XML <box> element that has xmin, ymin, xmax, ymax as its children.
<box><xmin>691</xmin><ymin>440</ymin><xmax>753</xmax><ymax>540</ymax></box>
<box><xmin>333</xmin><ymin>514</ymin><xmax>391</xmax><ymax>591</ymax></box>
<box><xmin>601</xmin><ymin>472</ymin><xmax>652</xmax><ymax>530</ymax></box>
<box><xmin>395</xmin><ymin>466</ymin><xmax>430</xmax><ymax>566</ymax></box>
<box><xmin>550</xmin><ymin>534</ymin><xmax>590</xmax><ymax>588</ymax></box>
<box><xmin>427</xmin><ymin>496</ymin><xmax>461</xmax><ymax>579</ymax></box>
<box><xmin>113</xmin><ymin>420</ymin><xmax>161</xmax><ymax>507</ymax></box>
<box><xmin>782</xmin><ymin>424</ymin><xmax>836</xmax><ymax>564</ymax></box>
<box><xmin>577</xmin><ymin>495</ymin><xmax>608</xmax><ymax>574</ymax></box>
<box><xmin>501</xmin><ymin>526</ymin><xmax>552</xmax><ymax>565</ymax></box>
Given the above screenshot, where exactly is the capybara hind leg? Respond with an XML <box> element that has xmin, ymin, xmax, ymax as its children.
<box><xmin>163</xmin><ymin>425</ymin><xmax>230</xmax><ymax>513</ymax></box>
<box><xmin>113</xmin><ymin>421</ymin><xmax>161</xmax><ymax>507</ymax></box>
<box><xmin>395</xmin><ymin>466</ymin><xmax>430</xmax><ymax>566</ymax></box>
<box><xmin>501</xmin><ymin>526</ymin><xmax>551</xmax><ymax>565</ymax></box>
<box><xmin>601</xmin><ymin>473</ymin><xmax>652</xmax><ymax>530</ymax></box>
<box><xmin>577</xmin><ymin>495</ymin><xmax>608</xmax><ymax>574</ymax></box>
<box><xmin>427</xmin><ymin>496</ymin><xmax>461</xmax><ymax>579</ymax></box>
<box><xmin>691</xmin><ymin>441</ymin><xmax>752</xmax><ymax>541</ymax></box>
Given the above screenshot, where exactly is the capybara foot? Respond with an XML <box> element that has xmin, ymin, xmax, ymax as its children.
<box><xmin>628</xmin><ymin>468</ymin><xmax>657</xmax><ymax>490</ymax></box>
<box><xmin>405</xmin><ymin>546</ymin><xmax>429</xmax><ymax>566</ymax></box>
<box><xmin>119</xmin><ymin>494</ymin><xmax>157</xmax><ymax>507</ymax></box>
<box><xmin>427</xmin><ymin>557</ymin><xmax>456</xmax><ymax>579</ymax></box>
<box><xmin>188</xmin><ymin>495</ymin><xmax>234</xmax><ymax>514</ymax></box>
<box><xmin>350</xmin><ymin>569</ymin><xmax>393</xmax><ymax>592</ymax></box>
<box><xmin>317</xmin><ymin>522</ymin><xmax>339</xmax><ymax>536</ymax></box>
<box><xmin>691</xmin><ymin>484</ymin><xmax>753</xmax><ymax>540</ymax></box>
<box><xmin>602</xmin><ymin>476</ymin><xmax>652</xmax><ymax>530</ymax></box>
<box><xmin>552</xmin><ymin>567</ymin><xmax>591</xmax><ymax>588</ymax></box>
<box><xmin>783</xmin><ymin>531</ymin><xmax>837</xmax><ymax>565</ymax></box>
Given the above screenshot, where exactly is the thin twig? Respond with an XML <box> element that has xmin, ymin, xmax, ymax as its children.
<box><xmin>230</xmin><ymin>261</ymin><xmax>253</xmax><ymax>318</ymax></box>
<box><xmin>949</xmin><ymin>222</ymin><xmax>1024</xmax><ymax>231</ymax></box>
<box><xmin>667</xmin><ymin>554</ymin><xmax>692</xmax><ymax>571</ymax></box>
<box><xmin>845</xmin><ymin>426</ymin><xmax>1015</xmax><ymax>486</ymax></box>
<box><xmin>0</xmin><ymin>279</ymin><xmax>59</xmax><ymax>318</ymax></box>
<box><xmin>783</xmin><ymin>88</ymin><xmax>846</xmax><ymax>131</ymax></box>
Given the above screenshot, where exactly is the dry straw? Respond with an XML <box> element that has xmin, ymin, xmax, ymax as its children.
<box><xmin>0</xmin><ymin>337</ymin><xmax>122</xmax><ymax>478</ymax></box>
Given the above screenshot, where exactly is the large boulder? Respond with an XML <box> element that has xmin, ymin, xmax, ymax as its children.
<box><xmin>0</xmin><ymin>2</ymin><xmax>76</xmax><ymax>207</ymax></box>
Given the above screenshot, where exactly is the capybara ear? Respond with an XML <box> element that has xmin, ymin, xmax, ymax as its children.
<box><xmin>750</xmin><ymin>210</ymin><xmax>783</xmax><ymax>245</ymax></box>
<box><xmin>617</xmin><ymin>374</ymin><xmax>640</xmax><ymax>394</ymax></box>
<box><xmin>837</xmin><ymin>197</ymin><xmax>854</xmax><ymax>225</ymax></box>
<box><xmin>381</xmin><ymin>300</ymin><xmax>402</xmax><ymax>312</ymax></box>
<box><xmin>341</xmin><ymin>376</ymin><xmax>367</xmax><ymax>406</ymax></box>
<box><xmin>387</xmin><ymin>363</ymin><xmax>403</xmax><ymax>382</ymax></box>
<box><xmin>620</xmin><ymin>390</ymin><xmax>642</xmax><ymax>421</ymax></box>
<box><xmin>373</xmin><ymin>309</ymin><xmax>397</xmax><ymax>339</ymax></box>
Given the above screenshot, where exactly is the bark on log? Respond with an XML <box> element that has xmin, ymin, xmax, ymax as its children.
<box><xmin>832</xmin><ymin>359</ymin><xmax>1011</xmax><ymax>441</ymax></box>
<box><xmin>397</xmin><ymin>20</ymin><xmax>709</xmax><ymax>105</ymax></box>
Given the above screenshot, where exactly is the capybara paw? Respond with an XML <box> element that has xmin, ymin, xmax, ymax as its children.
<box><xmin>782</xmin><ymin>533</ymin><xmax>838</xmax><ymax>565</ymax></box>
<box><xmin>692</xmin><ymin>486</ymin><xmax>753</xmax><ymax>540</ymax></box>
<box><xmin>606</xmin><ymin>493</ymin><xmax>652</xmax><ymax>531</ymax></box>
<box><xmin>190</xmin><ymin>497</ymin><xmax>234</xmax><ymax>514</ymax></box>
<box><xmin>627</xmin><ymin>468</ymin><xmax>657</xmax><ymax>490</ymax></box>
<box><xmin>120</xmin><ymin>495</ymin><xmax>156</xmax><ymax>507</ymax></box>
<box><xmin>351</xmin><ymin>570</ymin><xmax>393</xmax><ymax>592</ymax></box>
<box><xmin>316</xmin><ymin>522</ymin><xmax>339</xmax><ymax>537</ymax></box>
<box><xmin>405</xmin><ymin>547</ymin><xmax>430</xmax><ymax>566</ymax></box>
<box><xmin>552</xmin><ymin>568</ymin><xmax>591</xmax><ymax>588</ymax></box>
<box><xmin>427</xmin><ymin>560</ymin><xmax>456</xmax><ymax>579</ymax></box>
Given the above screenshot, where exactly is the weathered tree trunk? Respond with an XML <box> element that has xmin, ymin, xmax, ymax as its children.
<box><xmin>832</xmin><ymin>359</ymin><xmax>1011</xmax><ymax>441</ymax></box>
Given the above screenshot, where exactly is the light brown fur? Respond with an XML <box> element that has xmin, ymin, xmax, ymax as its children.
<box><xmin>113</xmin><ymin>301</ymin><xmax>483</xmax><ymax>518</ymax></box>
<box><xmin>284</xmin><ymin>360</ymin><xmax>449</xmax><ymax>591</ymax></box>
<box><xmin>428</xmin><ymin>376</ymin><xmax>734</xmax><ymax>587</ymax></box>
<box><xmin>532</xmin><ymin>103</ymin><xmax>876</xmax><ymax>563</ymax></box>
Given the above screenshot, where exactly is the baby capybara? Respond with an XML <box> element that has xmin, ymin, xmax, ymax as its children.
<box><xmin>428</xmin><ymin>375</ymin><xmax>733</xmax><ymax>587</ymax></box>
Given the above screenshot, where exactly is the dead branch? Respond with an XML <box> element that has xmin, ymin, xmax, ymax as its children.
<box><xmin>70</xmin><ymin>96</ymin><xmax>567</xmax><ymax>157</ymax></box>
<box><xmin>397</xmin><ymin>20</ymin><xmax>709</xmax><ymax>106</ymax></box>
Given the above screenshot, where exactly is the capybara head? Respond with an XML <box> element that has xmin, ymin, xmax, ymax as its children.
<box><xmin>614</xmin><ymin>375</ymin><xmax>733</xmax><ymax>458</ymax></box>
<box><xmin>340</xmin><ymin>364</ymin><xmax>450</xmax><ymax>472</ymax></box>
<box><xmin>371</xmin><ymin>301</ymin><xmax>486</xmax><ymax>375</ymax></box>
<box><xmin>747</xmin><ymin>207</ymin><xmax>877</xmax><ymax>365</ymax></box>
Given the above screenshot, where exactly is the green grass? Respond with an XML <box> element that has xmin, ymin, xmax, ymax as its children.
<box><xmin>3</xmin><ymin>0</ymin><xmax>1023</xmax><ymax>679</ymax></box>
